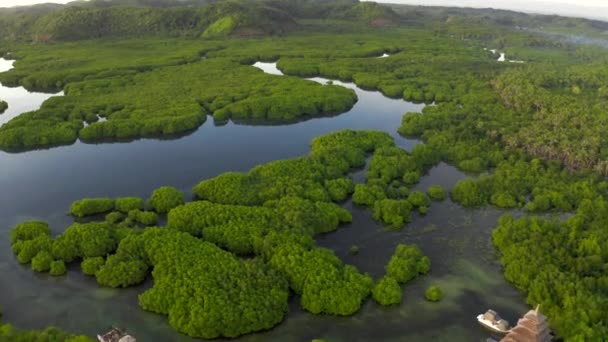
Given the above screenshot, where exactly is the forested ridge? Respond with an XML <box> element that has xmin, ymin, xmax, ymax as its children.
<box><xmin>3</xmin><ymin>0</ymin><xmax>608</xmax><ymax>340</ymax></box>
<box><xmin>0</xmin><ymin>0</ymin><xmax>394</xmax><ymax>42</ymax></box>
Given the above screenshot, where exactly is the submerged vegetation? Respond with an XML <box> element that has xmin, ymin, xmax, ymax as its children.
<box><xmin>2</xmin><ymin>0</ymin><xmax>608</xmax><ymax>340</ymax></box>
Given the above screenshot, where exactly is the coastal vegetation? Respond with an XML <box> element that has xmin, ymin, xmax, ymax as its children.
<box><xmin>0</xmin><ymin>57</ymin><xmax>357</xmax><ymax>150</ymax></box>
<box><xmin>425</xmin><ymin>286</ymin><xmax>443</xmax><ymax>302</ymax></box>
<box><xmin>386</xmin><ymin>244</ymin><xmax>430</xmax><ymax>284</ymax></box>
<box><xmin>70</xmin><ymin>198</ymin><xmax>114</xmax><ymax>217</ymax></box>
<box><xmin>148</xmin><ymin>186</ymin><xmax>184</xmax><ymax>213</ymax></box>
<box><xmin>0</xmin><ymin>323</ymin><xmax>93</xmax><ymax>341</ymax></box>
<box><xmin>397</xmin><ymin>49</ymin><xmax>608</xmax><ymax>342</ymax></box>
<box><xmin>2</xmin><ymin>0</ymin><xmax>608</xmax><ymax>340</ymax></box>
<box><xmin>372</xmin><ymin>277</ymin><xmax>402</xmax><ymax>306</ymax></box>
<box><xmin>0</xmin><ymin>100</ymin><xmax>7</xmax><ymax>114</ymax></box>
<box><xmin>10</xmin><ymin>130</ymin><xmax>425</xmax><ymax>338</ymax></box>
<box><xmin>114</xmin><ymin>197</ymin><xmax>144</xmax><ymax>213</ymax></box>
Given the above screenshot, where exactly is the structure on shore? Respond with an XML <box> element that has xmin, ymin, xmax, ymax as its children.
<box><xmin>500</xmin><ymin>305</ymin><xmax>552</xmax><ymax>342</ymax></box>
<box><xmin>477</xmin><ymin>309</ymin><xmax>510</xmax><ymax>334</ymax></box>
<box><xmin>97</xmin><ymin>327</ymin><xmax>137</xmax><ymax>342</ymax></box>
<box><xmin>483</xmin><ymin>305</ymin><xmax>552</xmax><ymax>342</ymax></box>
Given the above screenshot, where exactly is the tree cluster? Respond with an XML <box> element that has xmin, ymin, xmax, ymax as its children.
<box><xmin>0</xmin><ymin>324</ymin><xmax>93</xmax><ymax>342</ymax></box>
<box><xmin>385</xmin><ymin>244</ymin><xmax>431</xmax><ymax>284</ymax></box>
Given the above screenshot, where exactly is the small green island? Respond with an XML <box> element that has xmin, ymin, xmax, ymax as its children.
<box><xmin>1</xmin><ymin>0</ymin><xmax>608</xmax><ymax>340</ymax></box>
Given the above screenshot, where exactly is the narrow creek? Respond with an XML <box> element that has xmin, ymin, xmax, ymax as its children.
<box><xmin>0</xmin><ymin>58</ymin><xmax>63</xmax><ymax>126</ymax></box>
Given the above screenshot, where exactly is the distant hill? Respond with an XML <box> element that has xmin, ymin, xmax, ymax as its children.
<box><xmin>0</xmin><ymin>0</ymin><xmax>405</xmax><ymax>42</ymax></box>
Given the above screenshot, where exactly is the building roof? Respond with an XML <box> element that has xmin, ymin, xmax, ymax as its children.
<box><xmin>501</xmin><ymin>306</ymin><xmax>552</xmax><ymax>342</ymax></box>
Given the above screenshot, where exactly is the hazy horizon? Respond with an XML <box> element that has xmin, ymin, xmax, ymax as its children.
<box><xmin>2</xmin><ymin>0</ymin><xmax>608</xmax><ymax>21</ymax></box>
<box><xmin>366</xmin><ymin>0</ymin><xmax>608</xmax><ymax>21</ymax></box>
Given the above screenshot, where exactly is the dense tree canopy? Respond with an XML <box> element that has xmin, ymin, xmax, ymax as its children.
<box><xmin>0</xmin><ymin>55</ymin><xmax>356</xmax><ymax>150</ymax></box>
<box><xmin>5</xmin><ymin>2</ymin><xmax>608</xmax><ymax>339</ymax></box>
<box><xmin>8</xmin><ymin>130</ymin><xmax>400</xmax><ymax>338</ymax></box>
<box><xmin>493</xmin><ymin>206</ymin><xmax>608</xmax><ymax>340</ymax></box>
<box><xmin>114</xmin><ymin>197</ymin><xmax>144</xmax><ymax>213</ymax></box>
<box><xmin>148</xmin><ymin>186</ymin><xmax>184</xmax><ymax>213</ymax></box>
<box><xmin>69</xmin><ymin>198</ymin><xmax>114</xmax><ymax>217</ymax></box>
<box><xmin>119</xmin><ymin>228</ymin><xmax>290</xmax><ymax>338</ymax></box>
<box><xmin>0</xmin><ymin>324</ymin><xmax>93</xmax><ymax>342</ymax></box>
<box><xmin>372</xmin><ymin>276</ymin><xmax>402</xmax><ymax>306</ymax></box>
<box><xmin>0</xmin><ymin>100</ymin><xmax>7</xmax><ymax>114</ymax></box>
<box><xmin>385</xmin><ymin>244</ymin><xmax>430</xmax><ymax>284</ymax></box>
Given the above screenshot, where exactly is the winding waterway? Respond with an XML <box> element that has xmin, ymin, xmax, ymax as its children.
<box><xmin>0</xmin><ymin>59</ymin><xmax>63</xmax><ymax>126</ymax></box>
<box><xmin>0</xmin><ymin>58</ymin><xmax>527</xmax><ymax>341</ymax></box>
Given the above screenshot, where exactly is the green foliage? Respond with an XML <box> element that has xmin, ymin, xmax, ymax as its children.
<box><xmin>402</xmin><ymin>171</ymin><xmax>421</xmax><ymax>186</ymax></box>
<box><xmin>96</xmin><ymin>255</ymin><xmax>149</xmax><ymax>288</ymax></box>
<box><xmin>0</xmin><ymin>1</ymin><xmax>297</xmax><ymax>42</ymax></box>
<box><xmin>385</xmin><ymin>244</ymin><xmax>430</xmax><ymax>284</ymax></box>
<box><xmin>350</xmin><ymin>143</ymin><xmax>439</xmax><ymax>226</ymax></box>
<box><xmin>352</xmin><ymin>184</ymin><xmax>386</xmax><ymax>206</ymax></box>
<box><xmin>81</xmin><ymin>257</ymin><xmax>105</xmax><ymax>276</ymax></box>
<box><xmin>407</xmin><ymin>191</ymin><xmax>430</xmax><ymax>208</ymax></box>
<box><xmin>117</xmin><ymin>228</ymin><xmax>291</xmax><ymax>339</ymax></box>
<box><xmin>427</xmin><ymin>185</ymin><xmax>446</xmax><ymax>201</ymax></box>
<box><xmin>451</xmin><ymin>179</ymin><xmax>488</xmax><ymax>208</ymax></box>
<box><xmin>202</xmin><ymin>16</ymin><xmax>237</xmax><ymax>38</ymax></box>
<box><xmin>493</xmin><ymin>208</ymin><xmax>608</xmax><ymax>340</ymax></box>
<box><xmin>372</xmin><ymin>199</ymin><xmax>411</xmax><ymax>229</ymax></box>
<box><xmin>168</xmin><ymin>197</ymin><xmax>350</xmax><ymax>241</ymax></box>
<box><xmin>12</xmin><ymin>235</ymin><xmax>53</xmax><ymax>264</ymax></box>
<box><xmin>105</xmin><ymin>211</ymin><xmax>124</xmax><ymax>224</ymax></box>
<box><xmin>0</xmin><ymin>100</ymin><xmax>7</xmax><ymax>114</ymax></box>
<box><xmin>425</xmin><ymin>285</ymin><xmax>443</xmax><ymax>302</ymax></box>
<box><xmin>372</xmin><ymin>276</ymin><xmax>402</xmax><ymax>306</ymax></box>
<box><xmin>194</xmin><ymin>130</ymin><xmax>391</xmax><ymax>206</ymax></box>
<box><xmin>0</xmin><ymin>55</ymin><xmax>356</xmax><ymax>150</ymax></box>
<box><xmin>31</xmin><ymin>250</ymin><xmax>54</xmax><ymax>272</ymax></box>
<box><xmin>70</xmin><ymin>198</ymin><xmax>114</xmax><ymax>217</ymax></box>
<box><xmin>128</xmin><ymin>209</ymin><xmax>159</xmax><ymax>226</ymax></box>
<box><xmin>10</xmin><ymin>220</ymin><xmax>50</xmax><ymax>244</ymax></box>
<box><xmin>349</xmin><ymin>245</ymin><xmax>360</xmax><ymax>255</ymax></box>
<box><xmin>115</xmin><ymin>197</ymin><xmax>144</xmax><ymax>213</ymax></box>
<box><xmin>49</xmin><ymin>260</ymin><xmax>67</xmax><ymax>276</ymax></box>
<box><xmin>148</xmin><ymin>186</ymin><xmax>184</xmax><ymax>213</ymax></box>
<box><xmin>268</xmin><ymin>239</ymin><xmax>373</xmax><ymax>316</ymax></box>
<box><xmin>5</xmin><ymin>5</ymin><xmax>608</xmax><ymax>339</ymax></box>
<box><xmin>325</xmin><ymin>178</ymin><xmax>355</xmax><ymax>202</ymax></box>
<box><xmin>51</xmin><ymin>222</ymin><xmax>118</xmax><ymax>262</ymax></box>
<box><xmin>0</xmin><ymin>324</ymin><xmax>94</xmax><ymax>341</ymax></box>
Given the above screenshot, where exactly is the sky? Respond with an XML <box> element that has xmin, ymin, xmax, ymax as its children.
<box><xmin>368</xmin><ymin>0</ymin><xmax>608</xmax><ymax>20</ymax></box>
<box><xmin>1</xmin><ymin>0</ymin><xmax>608</xmax><ymax>20</ymax></box>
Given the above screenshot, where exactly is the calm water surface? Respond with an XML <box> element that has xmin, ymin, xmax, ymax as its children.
<box><xmin>0</xmin><ymin>59</ymin><xmax>527</xmax><ymax>341</ymax></box>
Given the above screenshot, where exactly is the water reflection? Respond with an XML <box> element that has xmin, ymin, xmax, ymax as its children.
<box><xmin>0</xmin><ymin>58</ymin><xmax>64</xmax><ymax>126</ymax></box>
